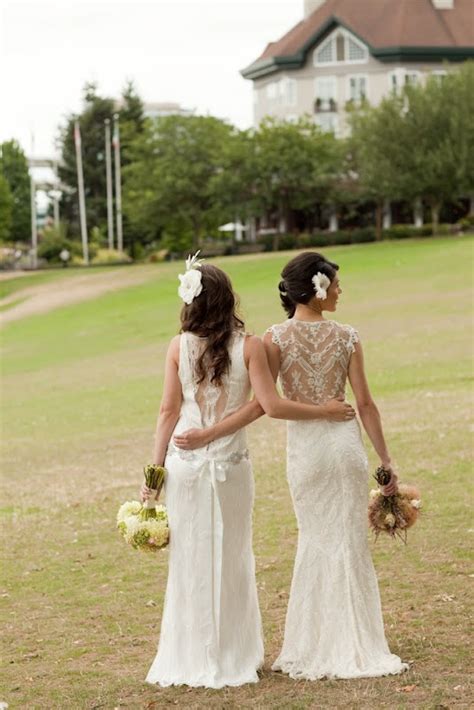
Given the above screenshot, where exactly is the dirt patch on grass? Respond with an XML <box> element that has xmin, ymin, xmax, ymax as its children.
<box><xmin>0</xmin><ymin>266</ymin><xmax>158</xmax><ymax>325</ymax></box>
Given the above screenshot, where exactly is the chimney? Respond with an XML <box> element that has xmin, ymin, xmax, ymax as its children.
<box><xmin>431</xmin><ymin>0</ymin><xmax>454</xmax><ymax>8</ymax></box>
<box><xmin>304</xmin><ymin>0</ymin><xmax>327</xmax><ymax>18</ymax></box>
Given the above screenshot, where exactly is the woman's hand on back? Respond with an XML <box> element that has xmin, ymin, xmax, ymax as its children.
<box><xmin>173</xmin><ymin>428</ymin><xmax>212</xmax><ymax>450</ymax></box>
<box><xmin>324</xmin><ymin>397</ymin><xmax>356</xmax><ymax>421</ymax></box>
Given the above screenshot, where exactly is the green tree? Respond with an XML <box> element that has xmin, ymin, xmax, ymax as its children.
<box><xmin>0</xmin><ymin>173</ymin><xmax>13</xmax><ymax>242</ymax></box>
<box><xmin>349</xmin><ymin>97</ymin><xmax>407</xmax><ymax>238</ymax></box>
<box><xmin>350</xmin><ymin>61</ymin><xmax>474</xmax><ymax>233</ymax></box>
<box><xmin>0</xmin><ymin>140</ymin><xmax>31</xmax><ymax>242</ymax></box>
<box><xmin>209</xmin><ymin>128</ymin><xmax>258</xmax><ymax>230</ymax></box>
<box><xmin>252</xmin><ymin>118</ymin><xmax>343</xmax><ymax>246</ymax></box>
<box><xmin>57</xmin><ymin>81</ymin><xmax>145</xmax><ymax>251</ymax></box>
<box><xmin>402</xmin><ymin>63</ymin><xmax>474</xmax><ymax>230</ymax></box>
<box><xmin>57</xmin><ymin>82</ymin><xmax>115</xmax><ymax>238</ymax></box>
<box><xmin>117</xmin><ymin>80</ymin><xmax>146</xmax><ymax>257</ymax></box>
<box><xmin>124</xmin><ymin>115</ymin><xmax>234</xmax><ymax>250</ymax></box>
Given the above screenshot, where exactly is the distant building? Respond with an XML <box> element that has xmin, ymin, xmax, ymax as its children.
<box><xmin>242</xmin><ymin>0</ymin><xmax>474</xmax><ymax>136</ymax></box>
<box><xmin>143</xmin><ymin>102</ymin><xmax>194</xmax><ymax>119</ymax></box>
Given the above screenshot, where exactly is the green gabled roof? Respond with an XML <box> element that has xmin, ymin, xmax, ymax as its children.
<box><xmin>241</xmin><ymin>12</ymin><xmax>474</xmax><ymax>81</ymax></box>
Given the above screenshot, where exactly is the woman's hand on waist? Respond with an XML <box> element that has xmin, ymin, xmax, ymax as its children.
<box><xmin>173</xmin><ymin>426</ymin><xmax>214</xmax><ymax>450</ymax></box>
<box><xmin>324</xmin><ymin>397</ymin><xmax>356</xmax><ymax>422</ymax></box>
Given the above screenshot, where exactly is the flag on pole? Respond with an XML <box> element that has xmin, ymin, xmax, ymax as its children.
<box><xmin>74</xmin><ymin>121</ymin><xmax>82</xmax><ymax>148</ymax></box>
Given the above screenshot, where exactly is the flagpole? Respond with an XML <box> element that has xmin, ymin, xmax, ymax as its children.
<box><xmin>104</xmin><ymin>119</ymin><xmax>114</xmax><ymax>250</ymax></box>
<box><xmin>29</xmin><ymin>134</ymin><xmax>38</xmax><ymax>269</ymax></box>
<box><xmin>113</xmin><ymin>114</ymin><xmax>123</xmax><ymax>252</ymax></box>
<box><xmin>74</xmin><ymin>120</ymin><xmax>89</xmax><ymax>264</ymax></box>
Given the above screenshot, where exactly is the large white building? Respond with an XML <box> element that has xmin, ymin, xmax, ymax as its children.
<box><xmin>242</xmin><ymin>0</ymin><xmax>474</xmax><ymax>136</ymax></box>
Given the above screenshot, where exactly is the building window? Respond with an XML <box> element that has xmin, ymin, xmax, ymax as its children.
<box><xmin>317</xmin><ymin>41</ymin><xmax>334</xmax><ymax>64</ymax></box>
<box><xmin>315</xmin><ymin>113</ymin><xmax>339</xmax><ymax>134</ymax></box>
<box><xmin>348</xmin><ymin>75</ymin><xmax>368</xmax><ymax>103</ymax></box>
<box><xmin>314</xmin><ymin>29</ymin><xmax>368</xmax><ymax>66</ymax></box>
<box><xmin>348</xmin><ymin>37</ymin><xmax>366</xmax><ymax>61</ymax></box>
<box><xmin>405</xmin><ymin>72</ymin><xmax>420</xmax><ymax>85</ymax></box>
<box><xmin>279</xmin><ymin>77</ymin><xmax>297</xmax><ymax>106</ymax></box>
<box><xmin>265</xmin><ymin>77</ymin><xmax>297</xmax><ymax>106</ymax></box>
<box><xmin>390</xmin><ymin>69</ymin><xmax>422</xmax><ymax>93</ymax></box>
<box><xmin>266</xmin><ymin>82</ymin><xmax>277</xmax><ymax>100</ymax></box>
<box><xmin>315</xmin><ymin>76</ymin><xmax>337</xmax><ymax>112</ymax></box>
<box><xmin>432</xmin><ymin>69</ymin><xmax>447</xmax><ymax>82</ymax></box>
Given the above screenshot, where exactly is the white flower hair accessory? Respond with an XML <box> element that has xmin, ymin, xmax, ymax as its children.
<box><xmin>178</xmin><ymin>250</ymin><xmax>205</xmax><ymax>305</ymax></box>
<box><xmin>312</xmin><ymin>272</ymin><xmax>331</xmax><ymax>300</ymax></box>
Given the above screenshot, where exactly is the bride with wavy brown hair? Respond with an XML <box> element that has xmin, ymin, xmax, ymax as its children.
<box><xmin>141</xmin><ymin>254</ymin><xmax>354</xmax><ymax>689</ymax></box>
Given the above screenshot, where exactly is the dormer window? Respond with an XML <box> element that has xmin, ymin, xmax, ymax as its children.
<box><xmin>314</xmin><ymin>29</ymin><xmax>368</xmax><ymax>66</ymax></box>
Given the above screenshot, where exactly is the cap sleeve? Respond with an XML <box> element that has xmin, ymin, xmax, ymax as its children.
<box><xmin>343</xmin><ymin>324</ymin><xmax>360</xmax><ymax>355</ymax></box>
<box><xmin>265</xmin><ymin>325</ymin><xmax>281</xmax><ymax>348</ymax></box>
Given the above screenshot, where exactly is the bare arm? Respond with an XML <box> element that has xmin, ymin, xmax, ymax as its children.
<box><xmin>248</xmin><ymin>335</ymin><xmax>354</xmax><ymax>420</ymax></box>
<box><xmin>348</xmin><ymin>339</ymin><xmax>398</xmax><ymax>495</ymax></box>
<box><xmin>174</xmin><ymin>332</ymin><xmax>354</xmax><ymax>450</ymax></box>
<box><xmin>151</xmin><ymin>335</ymin><xmax>182</xmax><ymax>466</ymax></box>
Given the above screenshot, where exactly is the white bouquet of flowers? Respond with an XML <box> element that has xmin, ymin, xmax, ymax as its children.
<box><xmin>117</xmin><ymin>465</ymin><xmax>169</xmax><ymax>552</ymax></box>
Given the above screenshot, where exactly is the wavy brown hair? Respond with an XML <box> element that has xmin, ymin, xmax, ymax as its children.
<box><xmin>180</xmin><ymin>263</ymin><xmax>244</xmax><ymax>386</ymax></box>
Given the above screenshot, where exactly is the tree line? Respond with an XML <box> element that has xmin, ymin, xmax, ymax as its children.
<box><xmin>1</xmin><ymin>63</ymin><xmax>473</xmax><ymax>259</ymax></box>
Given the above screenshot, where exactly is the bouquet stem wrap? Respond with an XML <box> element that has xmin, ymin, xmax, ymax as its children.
<box><xmin>368</xmin><ymin>466</ymin><xmax>422</xmax><ymax>543</ymax></box>
<box><xmin>140</xmin><ymin>464</ymin><xmax>166</xmax><ymax>519</ymax></box>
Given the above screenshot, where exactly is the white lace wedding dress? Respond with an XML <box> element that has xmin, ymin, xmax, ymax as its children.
<box><xmin>146</xmin><ymin>330</ymin><xmax>263</xmax><ymax>688</ymax></box>
<box><xmin>267</xmin><ymin>319</ymin><xmax>408</xmax><ymax>680</ymax></box>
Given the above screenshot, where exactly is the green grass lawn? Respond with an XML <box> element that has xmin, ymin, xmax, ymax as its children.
<box><xmin>1</xmin><ymin>236</ymin><xmax>473</xmax><ymax>709</ymax></box>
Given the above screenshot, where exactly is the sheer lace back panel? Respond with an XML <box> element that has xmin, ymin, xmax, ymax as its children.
<box><xmin>178</xmin><ymin>330</ymin><xmax>250</xmax><ymax>429</ymax></box>
<box><xmin>267</xmin><ymin>320</ymin><xmax>359</xmax><ymax>405</ymax></box>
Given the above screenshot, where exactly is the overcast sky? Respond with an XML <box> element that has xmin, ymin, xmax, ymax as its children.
<box><xmin>0</xmin><ymin>0</ymin><xmax>302</xmax><ymax>159</ymax></box>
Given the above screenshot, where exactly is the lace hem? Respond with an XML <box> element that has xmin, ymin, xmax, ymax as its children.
<box><xmin>272</xmin><ymin>657</ymin><xmax>409</xmax><ymax>681</ymax></box>
<box><xmin>146</xmin><ymin>672</ymin><xmax>260</xmax><ymax>689</ymax></box>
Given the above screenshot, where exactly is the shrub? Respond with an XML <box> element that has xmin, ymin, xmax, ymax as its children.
<box><xmin>310</xmin><ymin>234</ymin><xmax>331</xmax><ymax>247</ymax></box>
<box><xmin>351</xmin><ymin>227</ymin><xmax>376</xmax><ymax>243</ymax></box>
<box><xmin>278</xmin><ymin>234</ymin><xmax>298</xmax><ymax>250</ymax></box>
<box><xmin>91</xmin><ymin>248</ymin><xmax>132</xmax><ymax>265</ymax></box>
<box><xmin>458</xmin><ymin>215</ymin><xmax>474</xmax><ymax>231</ymax></box>
<box><xmin>148</xmin><ymin>249</ymin><xmax>169</xmax><ymax>263</ymax></box>
<box><xmin>296</xmin><ymin>233</ymin><xmax>312</xmax><ymax>248</ymax></box>
<box><xmin>37</xmin><ymin>235</ymin><xmax>82</xmax><ymax>263</ymax></box>
<box><xmin>382</xmin><ymin>225</ymin><xmax>417</xmax><ymax>240</ymax></box>
<box><xmin>330</xmin><ymin>231</ymin><xmax>352</xmax><ymax>245</ymax></box>
<box><xmin>434</xmin><ymin>223</ymin><xmax>452</xmax><ymax>236</ymax></box>
<box><xmin>419</xmin><ymin>224</ymin><xmax>434</xmax><ymax>237</ymax></box>
<box><xmin>257</xmin><ymin>234</ymin><xmax>275</xmax><ymax>252</ymax></box>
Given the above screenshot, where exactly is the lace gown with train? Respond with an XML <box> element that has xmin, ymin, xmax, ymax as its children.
<box><xmin>146</xmin><ymin>330</ymin><xmax>263</xmax><ymax>688</ymax></box>
<box><xmin>267</xmin><ymin>319</ymin><xmax>408</xmax><ymax>680</ymax></box>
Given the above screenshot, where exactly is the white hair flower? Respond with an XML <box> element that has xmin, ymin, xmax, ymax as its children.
<box><xmin>312</xmin><ymin>272</ymin><xmax>331</xmax><ymax>300</ymax></box>
<box><xmin>178</xmin><ymin>250</ymin><xmax>204</xmax><ymax>304</ymax></box>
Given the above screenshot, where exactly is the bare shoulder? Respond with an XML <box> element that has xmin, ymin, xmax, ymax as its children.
<box><xmin>244</xmin><ymin>333</ymin><xmax>263</xmax><ymax>352</ymax></box>
<box><xmin>167</xmin><ymin>334</ymin><xmax>181</xmax><ymax>360</ymax></box>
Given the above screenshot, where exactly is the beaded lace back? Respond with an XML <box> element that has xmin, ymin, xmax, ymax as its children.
<box><xmin>268</xmin><ymin>320</ymin><xmax>359</xmax><ymax>404</ymax></box>
<box><xmin>179</xmin><ymin>330</ymin><xmax>249</xmax><ymax>428</ymax></box>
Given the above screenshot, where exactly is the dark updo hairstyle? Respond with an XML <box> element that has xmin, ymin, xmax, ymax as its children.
<box><xmin>279</xmin><ymin>251</ymin><xmax>339</xmax><ymax>318</ymax></box>
<box><xmin>180</xmin><ymin>263</ymin><xmax>244</xmax><ymax>386</ymax></box>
